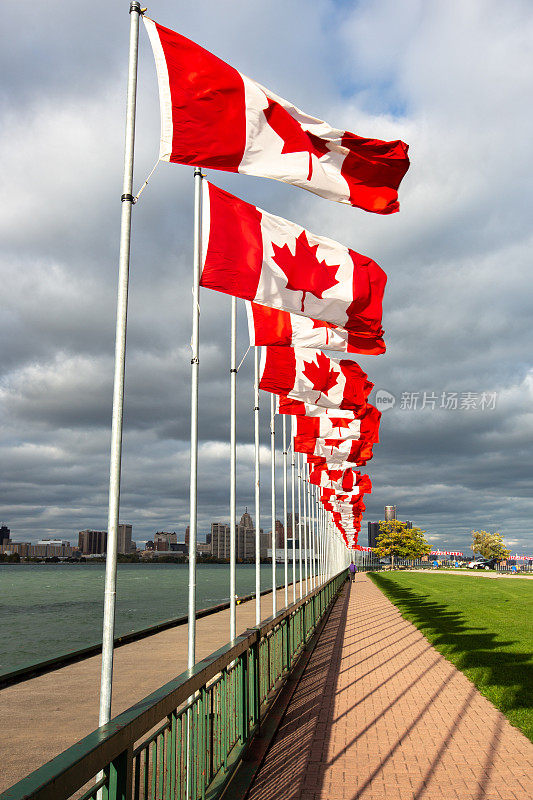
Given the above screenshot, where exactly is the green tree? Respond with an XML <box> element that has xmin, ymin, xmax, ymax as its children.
<box><xmin>471</xmin><ymin>530</ymin><xmax>510</xmax><ymax>561</ymax></box>
<box><xmin>373</xmin><ymin>520</ymin><xmax>431</xmax><ymax>569</ymax></box>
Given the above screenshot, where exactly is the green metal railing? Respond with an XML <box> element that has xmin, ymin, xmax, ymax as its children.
<box><xmin>1</xmin><ymin>570</ymin><xmax>347</xmax><ymax>800</ymax></box>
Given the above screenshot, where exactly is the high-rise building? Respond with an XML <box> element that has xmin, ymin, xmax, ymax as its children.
<box><xmin>368</xmin><ymin>521</ymin><xmax>381</xmax><ymax>549</ymax></box>
<box><xmin>368</xmin><ymin>510</ymin><xmax>413</xmax><ymax>550</ymax></box>
<box><xmin>78</xmin><ymin>530</ymin><xmax>107</xmax><ymax>555</ymax></box>
<box><xmin>275</xmin><ymin>520</ymin><xmax>284</xmax><ymax>549</ymax></box>
<box><xmin>286</xmin><ymin>513</ymin><xmax>299</xmax><ymax>538</ymax></box>
<box><xmin>237</xmin><ymin>509</ymin><xmax>257</xmax><ymax>560</ymax></box>
<box><xmin>210</xmin><ymin>512</ymin><xmax>263</xmax><ymax>561</ymax></box>
<box><xmin>0</xmin><ymin>525</ymin><xmax>10</xmax><ymax>545</ymax></box>
<box><xmin>117</xmin><ymin>524</ymin><xmax>133</xmax><ymax>554</ymax></box>
<box><xmin>211</xmin><ymin>522</ymin><xmax>230</xmax><ymax>559</ymax></box>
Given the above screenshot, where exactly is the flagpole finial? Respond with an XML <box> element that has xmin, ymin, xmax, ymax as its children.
<box><xmin>130</xmin><ymin>1</ymin><xmax>141</xmax><ymax>14</ymax></box>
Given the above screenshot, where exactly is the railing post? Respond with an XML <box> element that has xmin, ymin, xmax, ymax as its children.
<box><xmin>239</xmin><ymin>651</ymin><xmax>249</xmax><ymax>744</ymax></box>
<box><xmin>105</xmin><ymin>746</ymin><xmax>132</xmax><ymax>800</ymax></box>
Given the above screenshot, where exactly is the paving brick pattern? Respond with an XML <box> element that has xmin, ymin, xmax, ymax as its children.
<box><xmin>246</xmin><ymin>574</ymin><xmax>533</xmax><ymax>800</ymax></box>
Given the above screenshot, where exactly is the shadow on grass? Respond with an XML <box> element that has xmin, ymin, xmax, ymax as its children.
<box><xmin>370</xmin><ymin>573</ymin><xmax>533</xmax><ymax>741</ymax></box>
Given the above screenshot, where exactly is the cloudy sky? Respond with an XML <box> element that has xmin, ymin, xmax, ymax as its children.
<box><xmin>1</xmin><ymin>0</ymin><xmax>532</xmax><ymax>555</ymax></box>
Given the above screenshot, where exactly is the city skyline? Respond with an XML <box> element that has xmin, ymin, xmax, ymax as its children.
<box><xmin>1</xmin><ymin>2</ymin><xmax>532</xmax><ymax>556</ymax></box>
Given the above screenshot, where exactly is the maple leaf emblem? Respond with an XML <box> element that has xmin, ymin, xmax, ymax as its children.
<box><xmin>264</xmin><ymin>97</ymin><xmax>330</xmax><ymax>180</ymax></box>
<box><xmin>272</xmin><ymin>230</ymin><xmax>339</xmax><ymax>312</ymax></box>
<box><xmin>327</xmin><ymin>416</ymin><xmax>352</xmax><ymax>435</ymax></box>
<box><xmin>302</xmin><ymin>351</ymin><xmax>339</xmax><ymax>398</ymax></box>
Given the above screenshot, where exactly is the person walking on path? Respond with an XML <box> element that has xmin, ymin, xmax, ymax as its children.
<box><xmin>349</xmin><ymin>562</ymin><xmax>357</xmax><ymax>582</ymax></box>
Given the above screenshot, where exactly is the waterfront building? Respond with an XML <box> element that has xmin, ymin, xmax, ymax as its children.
<box><xmin>211</xmin><ymin>522</ymin><xmax>230</xmax><ymax>559</ymax></box>
<box><xmin>32</xmin><ymin>540</ymin><xmax>75</xmax><ymax>558</ymax></box>
<box><xmin>117</xmin><ymin>523</ymin><xmax>135</xmax><ymax>554</ymax></box>
<box><xmin>210</xmin><ymin>512</ymin><xmax>264</xmax><ymax>560</ymax></box>
<box><xmin>154</xmin><ymin>532</ymin><xmax>177</xmax><ymax>552</ymax></box>
<box><xmin>78</xmin><ymin>530</ymin><xmax>107</xmax><ymax>555</ymax></box>
<box><xmin>0</xmin><ymin>525</ymin><xmax>10</xmax><ymax>545</ymax></box>
<box><xmin>0</xmin><ymin>541</ymin><xmax>30</xmax><ymax>558</ymax></box>
<box><xmin>275</xmin><ymin>520</ymin><xmax>284</xmax><ymax>549</ymax></box>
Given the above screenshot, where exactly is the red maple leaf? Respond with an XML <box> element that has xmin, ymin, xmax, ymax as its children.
<box><xmin>302</xmin><ymin>351</ymin><xmax>339</xmax><ymax>396</ymax></box>
<box><xmin>264</xmin><ymin>98</ymin><xmax>330</xmax><ymax>180</ymax></box>
<box><xmin>272</xmin><ymin>230</ymin><xmax>339</xmax><ymax>312</ymax></box>
<box><xmin>327</xmin><ymin>416</ymin><xmax>352</xmax><ymax>434</ymax></box>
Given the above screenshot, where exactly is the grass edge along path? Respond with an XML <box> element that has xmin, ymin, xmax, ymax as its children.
<box><xmin>368</xmin><ymin>571</ymin><xmax>533</xmax><ymax>742</ymax></box>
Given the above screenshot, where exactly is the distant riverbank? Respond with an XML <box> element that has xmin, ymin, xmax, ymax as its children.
<box><xmin>0</xmin><ymin>562</ymin><xmax>291</xmax><ymax>674</ymax></box>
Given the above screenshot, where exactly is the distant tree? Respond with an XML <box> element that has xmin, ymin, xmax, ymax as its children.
<box><xmin>373</xmin><ymin>520</ymin><xmax>431</xmax><ymax>569</ymax></box>
<box><xmin>471</xmin><ymin>530</ymin><xmax>510</xmax><ymax>561</ymax></box>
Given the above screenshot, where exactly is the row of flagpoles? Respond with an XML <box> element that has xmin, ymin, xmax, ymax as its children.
<box><xmin>98</xmin><ymin>2</ymin><xmax>409</xmax><ymax>731</ymax></box>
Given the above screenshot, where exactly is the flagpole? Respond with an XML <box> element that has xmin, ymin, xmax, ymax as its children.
<box><xmin>98</xmin><ymin>0</ymin><xmax>141</xmax><ymax>729</ymax></box>
<box><xmin>254</xmin><ymin>348</ymin><xmax>261</xmax><ymax>626</ymax></box>
<box><xmin>290</xmin><ymin>416</ymin><xmax>296</xmax><ymax>603</ymax></box>
<box><xmin>230</xmin><ymin>296</ymin><xmax>237</xmax><ymax>641</ymax></box>
<box><xmin>282</xmin><ymin>415</ymin><xmax>288</xmax><ymax>608</ymax></box>
<box><xmin>310</xmin><ymin>477</ymin><xmax>316</xmax><ymax>590</ymax></box>
<box><xmin>270</xmin><ymin>394</ymin><xmax>277</xmax><ymax>617</ymax></box>
<box><xmin>187</xmin><ymin>167</ymin><xmax>203</xmax><ymax>671</ymax></box>
<box><xmin>297</xmin><ymin>451</ymin><xmax>303</xmax><ymax>599</ymax></box>
<box><xmin>302</xmin><ymin>458</ymin><xmax>308</xmax><ymax>595</ymax></box>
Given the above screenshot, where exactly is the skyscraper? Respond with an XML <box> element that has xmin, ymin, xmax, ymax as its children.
<box><xmin>78</xmin><ymin>530</ymin><xmax>107</xmax><ymax>555</ymax></box>
<box><xmin>0</xmin><ymin>525</ymin><xmax>10</xmax><ymax>545</ymax></box>
<box><xmin>211</xmin><ymin>522</ymin><xmax>230</xmax><ymax>559</ymax></box>
<box><xmin>117</xmin><ymin>524</ymin><xmax>133</xmax><ymax>554</ymax></box>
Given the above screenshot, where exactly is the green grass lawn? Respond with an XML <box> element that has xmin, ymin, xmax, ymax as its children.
<box><xmin>368</xmin><ymin>572</ymin><xmax>533</xmax><ymax>741</ymax></box>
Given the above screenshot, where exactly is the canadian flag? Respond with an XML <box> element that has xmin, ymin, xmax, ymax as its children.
<box><xmin>296</xmin><ymin>437</ymin><xmax>375</xmax><ymax>466</ymax></box>
<box><xmin>309</xmin><ymin>464</ymin><xmax>372</xmax><ymax>494</ymax></box>
<box><xmin>294</xmin><ymin>404</ymin><xmax>381</xmax><ymax>443</ymax></box>
<box><xmin>201</xmin><ymin>183</ymin><xmax>386</xmax><ymax>335</ymax></box>
<box><xmin>259</xmin><ymin>346</ymin><xmax>372</xmax><ymax>412</ymax></box>
<box><xmin>143</xmin><ymin>17</ymin><xmax>409</xmax><ymax>213</ymax></box>
<box><xmin>246</xmin><ymin>302</ymin><xmax>385</xmax><ymax>355</ymax></box>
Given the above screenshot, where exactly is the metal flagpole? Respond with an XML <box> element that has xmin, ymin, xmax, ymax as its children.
<box><xmin>302</xmin><ymin>457</ymin><xmax>308</xmax><ymax>595</ymax></box>
<box><xmin>311</xmin><ymin>483</ymin><xmax>316</xmax><ymax>589</ymax></box>
<box><xmin>254</xmin><ymin>349</ymin><xmax>261</xmax><ymax>626</ymax></box>
<box><xmin>297</xmin><ymin>451</ymin><xmax>303</xmax><ymax>598</ymax></box>
<box><xmin>282</xmin><ymin>415</ymin><xmax>288</xmax><ymax>608</ymax></box>
<box><xmin>270</xmin><ymin>394</ymin><xmax>277</xmax><ymax>616</ymax></box>
<box><xmin>230</xmin><ymin>296</ymin><xmax>237</xmax><ymax>641</ymax></box>
<box><xmin>187</xmin><ymin>168</ymin><xmax>203</xmax><ymax>670</ymax></box>
<box><xmin>307</xmin><ymin>464</ymin><xmax>313</xmax><ymax>592</ymax></box>
<box><xmin>98</xmin><ymin>0</ymin><xmax>141</xmax><ymax>729</ymax></box>
<box><xmin>290</xmin><ymin>417</ymin><xmax>296</xmax><ymax>603</ymax></box>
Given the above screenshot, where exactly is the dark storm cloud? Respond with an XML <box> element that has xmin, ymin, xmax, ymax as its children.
<box><xmin>1</xmin><ymin>1</ymin><xmax>532</xmax><ymax>556</ymax></box>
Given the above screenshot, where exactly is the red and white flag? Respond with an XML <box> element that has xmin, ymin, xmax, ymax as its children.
<box><xmin>310</xmin><ymin>464</ymin><xmax>372</xmax><ymax>494</ymax></box>
<box><xmin>246</xmin><ymin>302</ymin><xmax>385</xmax><ymax>355</ymax></box>
<box><xmin>201</xmin><ymin>183</ymin><xmax>386</xmax><ymax>335</ymax></box>
<box><xmin>293</xmin><ymin>404</ymin><xmax>381</xmax><ymax>443</ymax></box>
<box><xmin>259</xmin><ymin>346</ymin><xmax>372</xmax><ymax>412</ymax></box>
<box><xmin>295</xmin><ymin>437</ymin><xmax>375</xmax><ymax>466</ymax></box>
<box><xmin>144</xmin><ymin>17</ymin><xmax>409</xmax><ymax>213</ymax></box>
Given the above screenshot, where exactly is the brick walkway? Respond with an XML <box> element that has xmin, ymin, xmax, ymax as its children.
<box><xmin>246</xmin><ymin>574</ymin><xmax>533</xmax><ymax>800</ymax></box>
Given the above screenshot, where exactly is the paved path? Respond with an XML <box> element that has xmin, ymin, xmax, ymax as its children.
<box><xmin>0</xmin><ymin>583</ymin><xmax>302</xmax><ymax>793</ymax></box>
<box><xmin>246</xmin><ymin>574</ymin><xmax>533</xmax><ymax>800</ymax></box>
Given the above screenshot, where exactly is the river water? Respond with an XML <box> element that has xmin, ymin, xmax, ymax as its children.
<box><xmin>0</xmin><ymin>562</ymin><xmax>291</xmax><ymax>674</ymax></box>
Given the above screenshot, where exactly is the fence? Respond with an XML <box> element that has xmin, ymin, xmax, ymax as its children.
<box><xmin>0</xmin><ymin>570</ymin><xmax>347</xmax><ymax>800</ymax></box>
